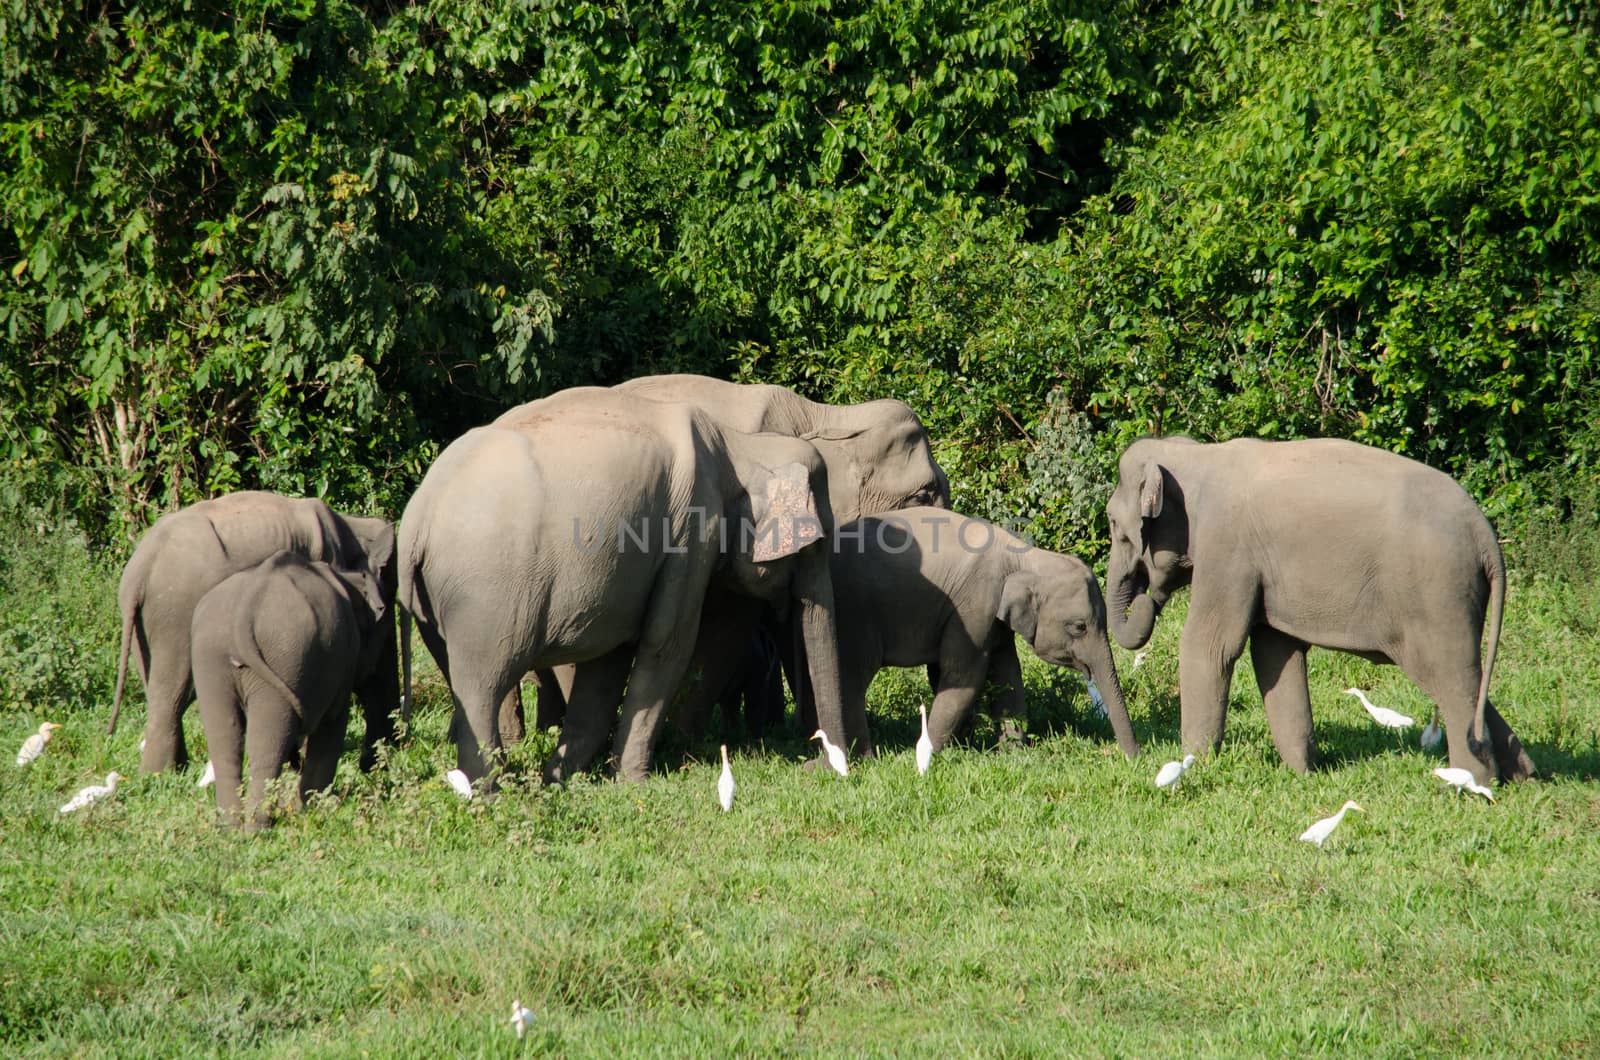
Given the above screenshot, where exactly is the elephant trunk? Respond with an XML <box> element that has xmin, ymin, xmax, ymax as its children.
<box><xmin>1107</xmin><ymin>564</ymin><xmax>1161</xmax><ymax>650</ymax></box>
<box><xmin>793</xmin><ymin>548</ymin><xmax>859</xmax><ymax>757</ymax></box>
<box><xmin>1088</xmin><ymin>646</ymin><xmax>1139</xmax><ymax>759</ymax></box>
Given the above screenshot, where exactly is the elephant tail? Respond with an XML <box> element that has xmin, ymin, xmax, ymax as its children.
<box><xmin>232</xmin><ymin>574</ymin><xmax>311</xmax><ymax>721</ymax></box>
<box><xmin>107</xmin><ymin>543</ymin><xmax>155</xmax><ymax>735</ymax></box>
<box><xmin>1473</xmin><ymin>530</ymin><xmax>1507</xmax><ymax>751</ymax></box>
<box><xmin>107</xmin><ymin>597</ymin><xmax>139</xmax><ymax>734</ymax></box>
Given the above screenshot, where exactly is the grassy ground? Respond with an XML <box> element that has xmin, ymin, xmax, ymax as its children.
<box><xmin>3</xmin><ymin>527</ymin><xmax>1600</xmax><ymax>1056</ymax></box>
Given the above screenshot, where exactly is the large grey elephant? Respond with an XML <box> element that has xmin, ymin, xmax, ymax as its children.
<box><xmin>398</xmin><ymin>387</ymin><xmax>851</xmax><ymax>785</ymax></box>
<box><xmin>109</xmin><ymin>491</ymin><xmax>399</xmax><ymax>774</ymax></box>
<box><xmin>829</xmin><ymin>508</ymin><xmax>1138</xmax><ymax>756</ymax></box>
<box><xmin>535</xmin><ymin>374</ymin><xmax>952</xmax><ymax>738</ymax></box>
<box><xmin>1104</xmin><ymin>436</ymin><xmax>1534</xmax><ymax>786</ymax></box>
<box><xmin>191</xmin><ymin>551</ymin><xmax>390</xmax><ymax>830</ymax></box>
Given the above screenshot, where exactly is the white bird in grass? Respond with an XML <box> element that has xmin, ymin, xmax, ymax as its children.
<box><xmin>15</xmin><ymin>721</ymin><xmax>60</xmax><ymax>766</ymax></box>
<box><xmin>1154</xmin><ymin>754</ymin><xmax>1196</xmax><ymax>790</ymax></box>
<box><xmin>718</xmin><ymin>744</ymin><xmax>735</xmax><ymax>812</ymax></box>
<box><xmin>1132</xmin><ymin>650</ymin><xmax>1151</xmax><ymax>670</ymax></box>
<box><xmin>1345</xmin><ymin>687</ymin><xmax>1414</xmax><ymax>729</ymax></box>
<box><xmin>1434</xmin><ymin>766</ymin><xmax>1495</xmax><ymax>802</ymax></box>
<box><xmin>915</xmin><ymin>703</ymin><xmax>933</xmax><ymax>776</ymax></box>
<box><xmin>1086</xmin><ymin>677</ymin><xmax>1107</xmax><ymax>719</ymax></box>
<box><xmin>1298</xmin><ymin>800</ymin><xmax>1364</xmax><ymax>848</ymax></box>
<box><xmin>196</xmin><ymin>760</ymin><xmax>216</xmax><ymax>788</ymax></box>
<box><xmin>510</xmin><ymin>999</ymin><xmax>535</xmax><ymax>1039</ymax></box>
<box><xmin>58</xmin><ymin>771</ymin><xmax>123</xmax><ymax>814</ymax></box>
<box><xmin>810</xmin><ymin>729</ymin><xmax>849</xmax><ymax>777</ymax></box>
<box><xmin>1420</xmin><ymin>710</ymin><xmax>1443</xmax><ymax>752</ymax></box>
<box><xmin>445</xmin><ymin>768</ymin><xmax>475</xmax><ymax>800</ymax></box>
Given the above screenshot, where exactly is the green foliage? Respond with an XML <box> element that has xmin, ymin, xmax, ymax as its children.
<box><xmin>1068</xmin><ymin>0</ymin><xmax>1600</xmax><ymax>505</ymax></box>
<box><xmin>4</xmin><ymin>0</ymin><xmax>1599</xmax><ymax>546</ymax></box>
<box><xmin>0</xmin><ymin>491</ymin><xmax>118</xmax><ymax>713</ymax></box>
<box><xmin>0</xmin><ymin>0</ymin><xmax>555</xmax><ymax>535</ymax></box>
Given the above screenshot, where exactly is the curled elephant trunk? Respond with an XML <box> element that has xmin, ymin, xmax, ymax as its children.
<box><xmin>1089</xmin><ymin>648</ymin><xmax>1140</xmax><ymax>759</ymax></box>
<box><xmin>1107</xmin><ymin>567</ymin><xmax>1162</xmax><ymax>650</ymax></box>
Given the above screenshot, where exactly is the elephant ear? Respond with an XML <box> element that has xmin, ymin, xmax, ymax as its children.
<box><xmin>1138</xmin><ymin>461</ymin><xmax>1165</xmax><ymax>520</ymax></box>
<box><xmin>997</xmin><ymin>572</ymin><xmax>1040</xmax><ymax>645</ymax></box>
<box><xmin>747</xmin><ymin>462</ymin><xmax>825</xmax><ymax>562</ymax></box>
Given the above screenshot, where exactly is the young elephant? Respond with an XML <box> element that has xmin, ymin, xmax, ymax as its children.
<box><xmin>829</xmin><ymin>508</ymin><xmax>1138</xmax><ymax>757</ymax></box>
<box><xmin>1104</xmin><ymin>435</ymin><xmax>1535</xmax><ymax>786</ymax></box>
<box><xmin>191</xmin><ymin>551</ymin><xmax>391</xmax><ymax>830</ymax></box>
<box><xmin>111</xmin><ymin>491</ymin><xmax>398</xmax><ymax>774</ymax></box>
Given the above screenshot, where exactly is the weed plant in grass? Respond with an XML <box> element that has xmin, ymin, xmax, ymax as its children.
<box><xmin>3</xmin><ymin>504</ymin><xmax>1599</xmax><ymax>1055</ymax></box>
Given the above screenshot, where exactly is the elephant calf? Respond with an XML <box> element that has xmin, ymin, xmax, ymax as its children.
<box><xmin>191</xmin><ymin>551</ymin><xmax>392</xmax><ymax>830</ymax></box>
<box><xmin>829</xmin><ymin>508</ymin><xmax>1139</xmax><ymax>757</ymax></box>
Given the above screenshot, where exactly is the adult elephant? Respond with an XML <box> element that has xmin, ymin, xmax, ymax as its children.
<box><xmin>535</xmin><ymin>374</ymin><xmax>952</xmax><ymax>739</ymax></box>
<box><xmin>830</xmin><ymin>508</ymin><xmax>1138</xmax><ymax>758</ymax></box>
<box><xmin>1104</xmin><ymin>436</ymin><xmax>1535</xmax><ymax>786</ymax></box>
<box><xmin>109</xmin><ymin>492</ymin><xmax>399</xmax><ymax>774</ymax></box>
<box><xmin>398</xmin><ymin>388</ymin><xmax>850</xmax><ymax>784</ymax></box>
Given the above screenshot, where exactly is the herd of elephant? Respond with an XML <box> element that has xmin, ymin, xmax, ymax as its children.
<box><xmin>107</xmin><ymin>375</ymin><xmax>1534</xmax><ymax>829</ymax></box>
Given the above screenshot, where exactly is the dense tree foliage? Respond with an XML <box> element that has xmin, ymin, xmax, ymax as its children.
<box><xmin>2</xmin><ymin>0</ymin><xmax>1595</xmax><ymax>552</ymax></box>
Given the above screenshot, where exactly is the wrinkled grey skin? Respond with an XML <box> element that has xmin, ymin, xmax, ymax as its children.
<box><xmin>399</xmin><ymin>387</ymin><xmax>850</xmax><ymax>786</ymax></box>
<box><xmin>537</xmin><ymin>374</ymin><xmax>952</xmax><ymax>745</ymax></box>
<box><xmin>1105</xmin><ymin>436</ymin><xmax>1534</xmax><ymax>786</ymax></box>
<box><xmin>830</xmin><ymin>508</ymin><xmax>1138</xmax><ymax>756</ymax></box>
<box><xmin>191</xmin><ymin>552</ymin><xmax>389</xmax><ymax>830</ymax></box>
<box><xmin>110</xmin><ymin>492</ymin><xmax>399</xmax><ymax>774</ymax></box>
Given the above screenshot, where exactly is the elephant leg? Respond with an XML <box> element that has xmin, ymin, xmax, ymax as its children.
<box><xmin>300</xmin><ymin>696</ymin><xmax>351</xmax><ymax>802</ymax></box>
<box><xmin>543</xmin><ymin>646</ymin><xmax>632</xmax><ymax>784</ymax></box>
<box><xmin>534</xmin><ymin>667</ymin><xmax>573</xmax><ymax>731</ymax></box>
<box><xmin>1248</xmin><ymin>625</ymin><xmax>1316</xmax><ymax>772</ymax></box>
<box><xmin>753</xmin><ymin>641</ymin><xmax>786</xmax><ymax>737</ymax></box>
<box><xmin>1485</xmin><ymin>700</ymin><xmax>1536</xmax><ymax>781</ymax></box>
<box><xmin>1402</xmin><ymin>643</ymin><xmax>1498</xmax><ymax>785</ymax></box>
<box><xmin>1176</xmin><ymin>583</ymin><xmax>1253</xmax><ymax>758</ymax></box>
<box><xmin>194</xmin><ymin>670</ymin><xmax>245</xmax><ymax>823</ymax></box>
<box><xmin>774</xmin><ymin>612</ymin><xmax>816</xmax><ymax>735</ymax></box>
<box><xmin>984</xmin><ymin>636</ymin><xmax>1028</xmax><ymax>748</ymax></box>
<box><xmin>612</xmin><ymin>574</ymin><xmax>709</xmax><ymax>781</ymax></box>
<box><xmin>445</xmin><ymin>644</ymin><xmax>522</xmax><ymax>788</ymax></box>
<box><xmin>926</xmin><ymin>635</ymin><xmax>987</xmax><ymax>751</ymax></box>
<box><xmin>138</xmin><ymin>639</ymin><xmax>193</xmax><ymax>773</ymax></box>
<box><xmin>499</xmin><ymin>684</ymin><xmax>526</xmax><ymax>746</ymax></box>
<box><xmin>243</xmin><ymin>691</ymin><xmax>302</xmax><ymax>832</ymax></box>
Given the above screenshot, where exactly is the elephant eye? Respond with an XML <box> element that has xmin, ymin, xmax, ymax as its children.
<box><xmin>1068</xmin><ymin>620</ymin><xmax>1088</xmax><ymax>637</ymax></box>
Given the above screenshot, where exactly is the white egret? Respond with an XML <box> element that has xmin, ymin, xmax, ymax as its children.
<box><xmin>915</xmin><ymin>703</ymin><xmax>933</xmax><ymax>776</ymax></box>
<box><xmin>510</xmin><ymin>999</ymin><xmax>534</xmax><ymax>1039</ymax></box>
<box><xmin>196</xmin><ymin>760</ymin><xmax>216</xmax><ymax>788</ymax></box>
<box><xmin>1086</xmin><ymin>677</ymin><xmax>1107</xmax><ymax>719</ymax></box>
<box><xmin>1298</xmin><ymin>800</ymin><xmax>1363</xmax><ymax>848</ymax></box>
<box><xmin>58</xmin><ymin>772</ymin><xmax>123</xmax><ymax>814</ymax></box>
<box><xmin>810</xmin><ymin>729</ymin><xmax>849</xmax><ymax>777</ymax></box>
<box><xmin>1420</xmin><ymin>710</ymin><xmax>1443</xmax><ymax>751</ymax></box>
<box><xmin>1344</xmin><ymin>688</ymin><xmax>1413</xmax><ymax>729</ymax></box>
<box><xmin>1132</xmin><ymin>650</ymin><xmax>1151</xmax><ymax>670</ymax></box>
<box><xmin>15</xmin><ymin>721</ymin><xmax>59</xmax><ymax>767</ymax></box>
<box><xmin>1154</xmin><ymin>754</ymin><xmax>1195</xmax><ymax>790</ymax></box>
<box><xmin>445</xmin><ymin>768</ymin><xmax>475</xmax><ymax>800</ymax></box>
<box><xmin>1434</xmin><ymin>766</ymin><xmax>1495</xmax><ymax>802</ymax></box>
<box><xmin>718</xmin><ymin>745</ymin><xmax>735</xmax><ymax>812</ymax></box>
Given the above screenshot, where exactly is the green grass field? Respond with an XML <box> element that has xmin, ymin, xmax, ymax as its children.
<box><xmin>3</xmin><ymin>532</ymin><xmax>1599</xmax><ymax>1056</ymax></box>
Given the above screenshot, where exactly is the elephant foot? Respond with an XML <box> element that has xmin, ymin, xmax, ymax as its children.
<box><xmin>996</xmin><ymin>719</ymin><xmax>1030</xmax><ymax>749</ymax></box>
